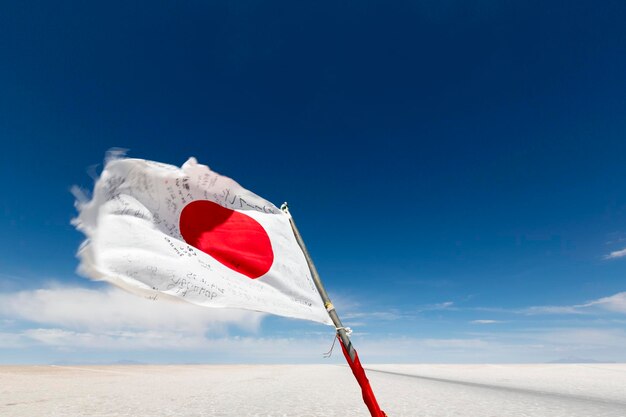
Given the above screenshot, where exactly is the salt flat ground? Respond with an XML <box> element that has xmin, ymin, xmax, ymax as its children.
<box><xmin>1</xmin><ymin>364</ymin><xmax>625</xmax><ymax>417</ymax></box>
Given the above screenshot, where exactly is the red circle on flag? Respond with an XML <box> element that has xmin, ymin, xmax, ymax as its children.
<box><xmin>179</xmin><ymin>200</ymin><xmax>274</xmax><ymax>279</ymax></box>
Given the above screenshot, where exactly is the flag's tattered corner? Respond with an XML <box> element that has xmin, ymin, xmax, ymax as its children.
<box><xmin>73</xmin><ymin>156</ymin><xmax>332</xmax><ymax>325</ymax></box>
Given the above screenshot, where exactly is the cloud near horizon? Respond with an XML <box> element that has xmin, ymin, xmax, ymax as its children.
<box><xmin>0</xmin><ymin>285</ymin><xmax>265</xmax><ymax>335</ymax></box>
<box><xmin>2</xmin><ymin>285</ymin><xmax>626</xmax><ymax>363</ymax></box>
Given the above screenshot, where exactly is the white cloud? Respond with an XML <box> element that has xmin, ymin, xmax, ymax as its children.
<box><xmin>339</xmin><ymin>300</ymin><xmax>456</xmax><ymax>327</ymax></box>
<box><xmin>21</xmin><ymin>328</ymin><xmax>211</xmax><ymax>350</ymax></box>
<box><xmin>0</xmin><ymin>285</ymin><xmax>264</xmax><ymax>334</ymax></box>
<box><xmin>522</xmin><ymin>305</ymin><xmax>586</xmax><ymax>315</ymax></box>
<box><xmin>470</xmin><ymin>320</ymin><xmax>501</xmax><ymax>324</ymax></box>
<box><xmin>533</xmin><ymin>328</ymin><xmax>626</xmax><ymax>347</ymax></box>
<box><xmin>2</xmin><ymin>327</ymin><xmax>339</xmax><ymax>361</ymax></box>
<box><xmin>4</xmin><ymin>320</ymin><xmax>626</xmax><ymax>363</ymax></box>
<box><xmin>0</xmin><ymin>285</ymin><xmax>349</xmax><ymax>360</ymax></box>
<box><xmin>604</xmin><ymin>248</ymin><xmax>626</xmax><ymax>259</ymax></box>
<box><xmin>415</xmin><ymin>301</ymin><xmax>455</xmax><ymax>313</ymax></box>
<box><xmin>582</xmin><ymin>292</ymin><xmax>626</xmax><ymax>314</ymax></box>
<box><xmin>343</xmin><ymin>311</ymin><xmax>404</xmax><ymax>321</ymax></box>
<box><xmin>521</xmin><ymin>291</ymin><xmax>626</xmax><ymax>316</ymax></box>
<box><xmin>350</xmin><ymin>335</ymin><xmax>558</xmax><ymax>363</ymax></box>
<box><xmin>3</xmin><ymin>285</ymin><xmax>626</xmax><ymax>363</ymax></box>
<box><xmin>420</xmin><ymin>338</ymin><xmax>489</xmax><ymax>349</ymax></box>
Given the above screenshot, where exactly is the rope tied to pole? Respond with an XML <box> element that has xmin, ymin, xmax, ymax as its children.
<box><xmin>323</xmin><ymin>326</ymin><xmax>353</xmax><ymax>358</ymax></box>
<box><xmin>335</xmin><ymin>326</ymin><xmax>352</xmax><ymax>336</ymax></box>
<box><xmin>323</xmin><ymin>334</ymin><xmax>337</xmax><ymax>358</ymax></box>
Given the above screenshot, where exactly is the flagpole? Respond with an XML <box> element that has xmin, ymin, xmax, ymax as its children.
<box><xmin>281</xmin><ymin>203</ymin><xmax>387</xmax><ymax>417</ymax></box>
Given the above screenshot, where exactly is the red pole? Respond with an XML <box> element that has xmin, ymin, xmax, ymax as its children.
<box><xmin>338</xmin><ymin>336</ymin><xmax>387</xmax><ymax>417</ymax></box>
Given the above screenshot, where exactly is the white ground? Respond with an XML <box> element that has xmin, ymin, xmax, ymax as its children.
<box><xmin>1</xmin><ymin>364</ymin><xmax>625</xmax><ymax>416</ymax></box>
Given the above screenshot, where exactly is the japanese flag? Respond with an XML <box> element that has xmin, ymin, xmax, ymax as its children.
<box><xmin>74</xmin><ymin>156</ymin><xmax>332</xmax><ymax>325</ymax></box>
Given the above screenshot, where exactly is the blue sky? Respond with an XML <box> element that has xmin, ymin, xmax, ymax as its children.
<box><xmin>1</xmin><ymin>1</ymin><xmax>626</xmax><ymax>364</ymax></box>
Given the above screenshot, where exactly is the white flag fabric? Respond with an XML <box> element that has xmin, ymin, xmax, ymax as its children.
<box><xmin>74</xmin><ymin>156</ymin><xmax>332</xmax><ymax>325</ymax></box>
